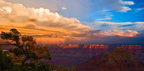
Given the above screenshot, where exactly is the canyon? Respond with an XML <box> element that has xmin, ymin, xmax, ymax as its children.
<box><xmin>45</xmin><ymin>44</ymin><xmax>144</xmax><ymax>67</ymax></box>
<box><xmin>1</xmin><ymin>44</ymin><xmax>144</xmax><ymax>67</ymax></box>
<box><xmin>75</xmin><ymin>47</ymin><xmax>144</xmax><ymax>71</ymax></box>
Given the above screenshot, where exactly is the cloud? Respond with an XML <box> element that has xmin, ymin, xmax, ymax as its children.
<box><xmin>107</xmin><ymin>30</ymin><xmax>138</xmax><ymax>37</ymax></box>
<box><xmin>93</xmin><ymin>21</ymin><xmax>144</xmax><ymax>32</ymax></box>
<box><xmin>0</xmin><ymin>0</ymin><xmax>91</xmax><ymax>44</ymax></box>
<box><xmin>0</xmin><ymin>0</ymin><xmax>140</xmax><ymax>44</ymax></box>
<box><xmin>91</xmin><ymin>0</ymin><xmax>134</xmax><ymax>12</ymax></box>
<box><xmin>75</xmin><ymin>33</ymin><xmax>144</xmax><ymax>44</ymax></box>
<box><xmin>65</xmin><ymin>32</ymin><xmax>144</xmax><ymax>44</ymax></box>
<box><xmin>120</xmin><ymin>1</ymin><xmax>134</xmax><ymax>5</ymax></box>
<box><xmin>88</xmin><ymin>30</ymin><xmax>138</xmax><ymax>38</ymax></box>
<box><xmin>136</xmin><ymin>8</ymin><xmax>144</xmax><ymax>11</ymax></box>
<box><xmin>4</xmin><ymin>0</ymin><xmax>134</xmax><ymax>18</ymax></box>
<box><xmin>71</xmin><ymin>29</ymin><xmax>139</xmax><ymax>40</ymax></box>
<box><xmin>119</xmin><ymin>6</ymin><xmax>131</xmax><ymax>12</ymax></box>
<box><xmin>134</xmin><ymin>8</ymin><xmax>144</xmax><ymax>13</ymax></box>
<box><xmin>96</xmin><ymin>18</ymin><xmax>112</xmax><ymax>21</ymax></box>
<box><xmin>0</xmin><ymin>0</ymin><xmax>90</xmax><ymax>30</ymax></box>
<box><xmin>62</xmin><ymin>7</ymin><xmax>67</xmax><ymax>10</ymax></box>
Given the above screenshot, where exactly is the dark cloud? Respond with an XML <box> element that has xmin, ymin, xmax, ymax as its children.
<box><xmin>75</xmin><ymin>33</ymin><xmax>144</xmax><ymax>45</ymax></box>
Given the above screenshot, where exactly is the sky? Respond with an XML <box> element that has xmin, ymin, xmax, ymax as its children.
<box><xmin>0</xmin><ymin>0</ymin><xmax>144</xmax><ymax>44</ymax></box>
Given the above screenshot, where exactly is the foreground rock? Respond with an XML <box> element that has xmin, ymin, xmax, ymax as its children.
<box><xmin>75</xmin><ymin>47</ymin><xmax>144</xmax><ymax>71</ymax></box>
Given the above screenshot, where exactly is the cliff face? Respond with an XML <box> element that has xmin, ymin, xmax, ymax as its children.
<box><xmin>3</xmin><ymin>44</ymin><xmax>144</xmax><ymax>67</ymax></box>
<box><xmin>46</xmin><ymin>44</ymin><xmax>144</xmax><ymax>67</ymax></box>
<box><xmin>58</xmin><ymin>44</ymin><xmax>80</xmax><ymax>48</ymax></box>
<box><xmin>49</xmin><ymin>44</ymin><xmax>144</xmax><ymax>62</ymax></box>
<box><xmin>96</xmin><ymin>47</ymin><xmax>140</xmax><ymax>71</ymax></box>
<box><xmin>75</xmin><ymin>47</ymin><xmax>144</xmax><ymax>71</ymax></box>
<box><xmin>102</xmin><ymin>47</ymin><xmax>138</xmax><ymax>64</ymax></box>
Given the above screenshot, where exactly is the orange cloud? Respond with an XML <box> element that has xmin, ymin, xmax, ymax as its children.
<box><xmin>0</xmin><ymin>0</ymin><xmax>139</xmax><ymax>44</ymax></box>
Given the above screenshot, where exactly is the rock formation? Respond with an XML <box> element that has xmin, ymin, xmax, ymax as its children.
<box><xmin>75</xmin><ymin>47</ymin><xmax>144</xmax><ymax>71</ymax></box>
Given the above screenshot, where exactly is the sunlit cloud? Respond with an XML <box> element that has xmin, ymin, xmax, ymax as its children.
<box><xmin>62</xmin><ymin>7</ymin><xmax>67</xmax><ymax>10</ymax></box>
<box><xmin>87</xmin><ymin>30</ymin><xmax>138</xmax><ymax>38</ymax></box>
<box><xmin>106</xmin><ymin>30</ymin><xmax>138</xmax><ymax>37</ymax></box>
<box><xmin>0</xmin><ymin>0</ymin><xmax>140</xmax><ymax>44</ymax></box>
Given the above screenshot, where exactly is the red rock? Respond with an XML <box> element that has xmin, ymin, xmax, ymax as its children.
<box><xmin>75</xmin><ymin>47</ymin><xmax>144</xmax><ymax>71</ymax></box>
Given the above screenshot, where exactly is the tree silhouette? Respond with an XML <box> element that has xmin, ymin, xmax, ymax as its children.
<box><xmin>0</xmin><ymin>28</ymin><xmax>51</xmax><ymax>65</ymax></box>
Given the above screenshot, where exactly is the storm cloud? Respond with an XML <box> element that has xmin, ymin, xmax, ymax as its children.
<box><xmin>0</xmin><ymin>0</ymin><xmax>142</xmax><ymax>44</ymax></box>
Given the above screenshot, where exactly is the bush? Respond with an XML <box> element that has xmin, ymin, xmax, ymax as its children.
<box><xmin>9</xmin><ymin>48</ymin><xmax>23</xmax><ymax>56</ymax></box>
<box><xmin>0</xmin><ymin>47</ymin><xmax>14</xmax><ymax>71</ymax></box>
